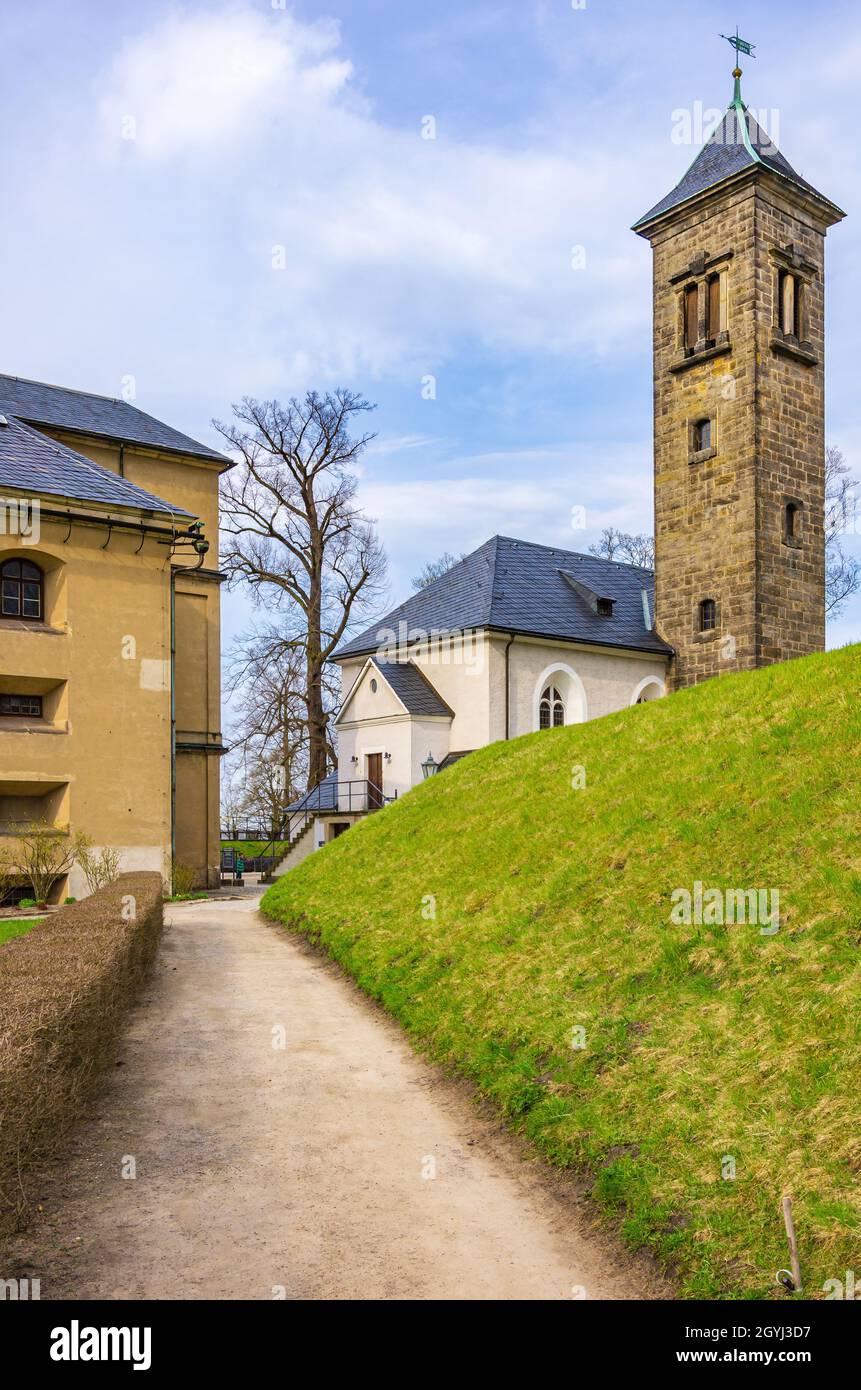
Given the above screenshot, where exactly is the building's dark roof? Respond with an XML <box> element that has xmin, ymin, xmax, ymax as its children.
<box><xmin>0</xmin><ymin>373</ymin><xmax>231</xmax><ymax>466</ymax></box>
<box><xmin>438</xmin><ymin>750</ymin><xmax>474</xmax><ymax>772</ymax></box>
<box><xmin>284</xmin><ymin>770</ymin><xmax>339</xmax><ymax>814</ymax></box>
<box><xmin>634</xmin><ymin>81</ymin><xmax>844</xmax><ymax>231</ymax></box>
<box><xmin>371</xmin><ymin>660</ymin><xmax>454</xmax><ymax>718</ymax></box>
<box><xmin>0</xmin><ymin>415</ymin><xmax>193</xmax><ymax>516</ymax></box>
<box><xmin>334</xmin><ymin>535</ymin><xmax>671</xmax><ymax>660</ymax></box>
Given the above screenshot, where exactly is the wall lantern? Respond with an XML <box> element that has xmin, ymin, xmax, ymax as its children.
<box><xmin>421</xmin><ymin>751</ymin><xmax>439</xmax><ymax>779</ymax></box>
<box><xmin>384</xmin><ymin>751</ymin><xmax>392</xmax><ymax>762</ymax></box>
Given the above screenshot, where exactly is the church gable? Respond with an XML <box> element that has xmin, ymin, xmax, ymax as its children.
<box><xmin>336</xmin><ymin>659</ymin><xmax>452</xmax><ymax>727</ymax></box>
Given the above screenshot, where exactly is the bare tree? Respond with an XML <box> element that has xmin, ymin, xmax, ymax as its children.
<box><xmin>223</xmin><ymin>626</ymin><xmax>339</xmax><ymax>833</ymax></box>
<box><xmin>824</xmin><ymin>446</ymin><xmax>861</xmax><ymax>616</ymax></box>
<box><xmin>216</xmin><ymin>391</ymin><xmax>387</xmax><ymax>789</ymax></box>
<box><xmin>589</xmin><ymin>527</ymin><xmax>655</xmax><ymax>569</ymax></box>
<box><xmin>411</xmin><ymin>551</ymin><xmax>466</xmax><ymax>591</ymax></box>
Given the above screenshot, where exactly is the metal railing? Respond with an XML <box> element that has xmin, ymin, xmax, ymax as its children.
<box><xmin>285</xmin><ymin>778</ymin><xmax>396</xmax><ymax>843</ymax></box>
<box><xmin>220</xmin><ymin>824</ymin><xmax>279</xmax><ymax>843</ymax></box>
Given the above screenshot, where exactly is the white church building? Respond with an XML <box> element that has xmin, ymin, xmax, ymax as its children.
<box><xmin>278</xmin><ymin>534</ymin><xmax>670</xmax><ymax>869</ymax></box>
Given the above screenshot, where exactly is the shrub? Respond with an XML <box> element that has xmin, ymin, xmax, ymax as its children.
<box><xmin>64</xmin><ymin>897</ymin><xmax>76</xmax><ymax>905</ymax></box>
<box><xmin>0</xmin><ymin>872</ymin><xmax>163</xmax><ymax>1232</ymax></box>
<box><xmin>171</xmin><ymin>860</ymin><xmax>198</xmax><ymax>897</ymax></box>
<box><xmin>10</xmin><ymin>822</ymin><xmax>87</xmax><ymax>903</ymax></box>
<box><xmin>18</xmin><ymin>899</ymin><xmax>36</xmax><ymax>909</ymax></box>
<box><xmin>77</xmin><ymin>839</ymin><xmax>121</xmax><ymax>896</ymax></box>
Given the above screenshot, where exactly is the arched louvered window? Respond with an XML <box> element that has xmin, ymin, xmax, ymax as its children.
<box><xmin>1</xmin><ymin>558</ymin><xmax>43</xmax><ymax>621</ymax></box>
<box><xmin>539</xmin><ymin>685</ymin><xmax>565</xmax><ymax>730</ymax></box>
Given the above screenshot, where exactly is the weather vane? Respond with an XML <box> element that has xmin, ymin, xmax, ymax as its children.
<box><xmin>720</xmin><ymin>26</ymin><xmax>756</xmax><ymax>68</ymax></box>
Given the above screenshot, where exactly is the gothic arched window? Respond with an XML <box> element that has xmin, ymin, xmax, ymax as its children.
<box><xmin>539</xmin><ymin>685</ymin><xmax>565</xmax><ymax>729</ymax></box>
<box><xmin>0</xmin><ymin>558</ymin><xmax>43</xmax><ymax>620</ymax></box>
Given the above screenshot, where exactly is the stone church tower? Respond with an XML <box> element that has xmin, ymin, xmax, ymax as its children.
<box><xmin>634</xmin><ymin>66</ymin><xmax>844</xmax><ymax>688</ymax></box>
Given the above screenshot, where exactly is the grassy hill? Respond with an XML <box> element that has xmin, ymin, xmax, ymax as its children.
<box><xmin>261</xmin><ymin>645</ymin><xmax>861</xmax><ymax>1299</ymax></box>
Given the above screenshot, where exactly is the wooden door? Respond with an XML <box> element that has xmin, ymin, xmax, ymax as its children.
<box><xmin>367</xmin><ymin>753</ymin><xmax>383</xmax><ymax>809</ymax></box>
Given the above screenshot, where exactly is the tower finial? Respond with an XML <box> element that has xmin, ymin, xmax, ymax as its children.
<box><xmin>720</xmin><ymin>26</ymin><xmax>755</xmax><ymax>102</ymax></box>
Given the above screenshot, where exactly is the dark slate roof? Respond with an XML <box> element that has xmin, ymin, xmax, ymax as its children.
<box><xmin>372</xmin><ymin>660</ymin><xmax>453</xmax><ymax>718</ymax></box>
<box><xmin>634</xmin><ymin>85</ymin><xmax>844</xmax><ymax>230</ymax></box>
<box><xmin>334</xmin><ymin>535</ymin><xmax>672</xmax><ymax>659</ymax></box>
<box><xmin>0</xmin><ymin>373</ymin><xmax>231</xmax><ymax>466</ymax></box>
<box><xmin>438</xmin><ymin>750</ymin><xmax>473</xmax><ymax>772</ymax></box>
<box><xmin>285</xmin><ymin>771</ymin><xmax>338</xmax><ymax>814</ymax></box>
<box><xmin>0</xmin><ymin>415</ymin><xmax>193</xmax><ymax>516</ymax></box>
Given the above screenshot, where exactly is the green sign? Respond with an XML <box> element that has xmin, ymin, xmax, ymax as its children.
<box><xmin>721</xmin><ymin>28</ymin><xmax>756</xmax><ymax>59</ymax></box>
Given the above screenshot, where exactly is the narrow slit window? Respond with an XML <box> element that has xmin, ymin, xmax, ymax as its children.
<box><xmin>779</xmin><ymin>270</ymin><xmax>802</xmax><ymax>337</ymax></box>
<box><xmin>785</xmin><ymin>501</ymin><xmax>802</xmax><ymax>543</ymax></box>
<box><xmin>684</xmin><ymin>284</ymin><xmax>699</xmax><ymax>349</ymax></box>
<box><xmin>707</xmin><ymin>274</ymin><xmax>721</xmax><ymax>338</ymax></box>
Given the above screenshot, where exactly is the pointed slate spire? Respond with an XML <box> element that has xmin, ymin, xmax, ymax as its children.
<box><xmin>633</xmin><ymin>68</ymin><xmax>844</xmax><ymax>232</ymax></box>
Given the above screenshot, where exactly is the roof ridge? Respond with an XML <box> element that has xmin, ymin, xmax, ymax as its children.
<box><xmin>495</xmin><ymin>533</ymin><xmax>654</xmax><ymax>574</ymax></box>
<box><xmin>0</xmin><ymin>372</ymin><xmax>127</xmax><ymax>408</ymax></box>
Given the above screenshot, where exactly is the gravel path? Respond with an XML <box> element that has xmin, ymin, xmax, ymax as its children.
<box><xmin>3</xmin><ymin>893</ymin><xmax>668</xmax><ymax>1300</ymax></box>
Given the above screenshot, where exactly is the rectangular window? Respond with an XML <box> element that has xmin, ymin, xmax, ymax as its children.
<box><xmin>779</xmin><ymin>270</ymin><xmax>802</xmax><ymax>337</ymax></box>
<box><xmin>699</xmin><ymin>599</ymin><xmax>717</xmax><ymax>632</ymax></box>
<box><xmin>692</xmin><ymin>418</ymin><xmax>712</xmax><ymax>453</ymax></box>
<box><xmin>684</xmin><ymin>284</ymin><xmax>699</xmax><ymax>349</ymax></box>
<box><xmin>707</xmin><ymin>275</ymin><xmax>721</xmax><ymax>338</ymax></box>
<box><xmin>0</xmin><ymin>693</ymin><xmax>43</xmax><ymax>718</ymax></box>
<box><xmin>784</xmin><ymin>500</ymin><xmax>803</xmax><ymax>545</ymax></box>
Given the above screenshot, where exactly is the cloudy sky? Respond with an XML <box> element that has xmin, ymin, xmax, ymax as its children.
<box><xmin>2</xmin><ymin>0</ymin><xmax>859</xmax><ymax>650</ymax></box>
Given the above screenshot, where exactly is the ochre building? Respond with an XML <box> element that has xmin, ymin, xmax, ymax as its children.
<box><xmin>0</xmin><ymin>375</ymin><xmax>230</xmax><ymax>898</ymax></box>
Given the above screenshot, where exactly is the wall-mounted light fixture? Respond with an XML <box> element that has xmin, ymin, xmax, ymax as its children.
<box><xmin>384</xmin><ymin>752</ymin><xmax>392</xmax><ymax>762</ymax></box>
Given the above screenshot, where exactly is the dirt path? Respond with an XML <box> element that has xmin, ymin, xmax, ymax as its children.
<box><xmin>5</xmin><ymin>894</ymin><xmax>668</xmax><ymax>1300</ymax></box>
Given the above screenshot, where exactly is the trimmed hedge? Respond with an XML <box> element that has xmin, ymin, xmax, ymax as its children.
<box><xmin>0</xmin><ymin>872</ymin><xmax>163</xmax><ymax>1231</ymax></box>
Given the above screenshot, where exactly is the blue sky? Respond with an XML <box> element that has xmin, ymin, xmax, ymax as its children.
<box><xmin>2</xmin><ymin>0</ymin><xmax>859</xmax><ymax>650</ymax></box>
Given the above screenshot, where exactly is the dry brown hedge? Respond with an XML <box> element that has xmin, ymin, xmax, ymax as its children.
<box><xmin>0</xmin><ymin>871</ymin><xmax>163</xmax><ymax>1231</ymax></box>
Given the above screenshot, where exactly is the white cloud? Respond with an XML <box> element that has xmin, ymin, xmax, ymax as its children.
<box><xmin>98</xmin><ymin>9</ymin><xmax>353</xmax><ymax>161</ymax></box>
<box><xmin>88</xmin><ymin>3</ymin><xmax>653</xmax><ymax>391</ymax></box>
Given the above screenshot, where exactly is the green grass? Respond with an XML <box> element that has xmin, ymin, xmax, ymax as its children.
<box><xmin>261</xmin><ymin>644</ymin><xmax>861</xmax><ymax>1300</ymax></box>
<box><xmin>0</xmin><ymin>917</ymin><xmax>45</xmax><ymax>946</ymax></box>
<box><xmin>221</xmin><ymin>840</ymin><xmax>289</xmax><ymax>858</ymax></box>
